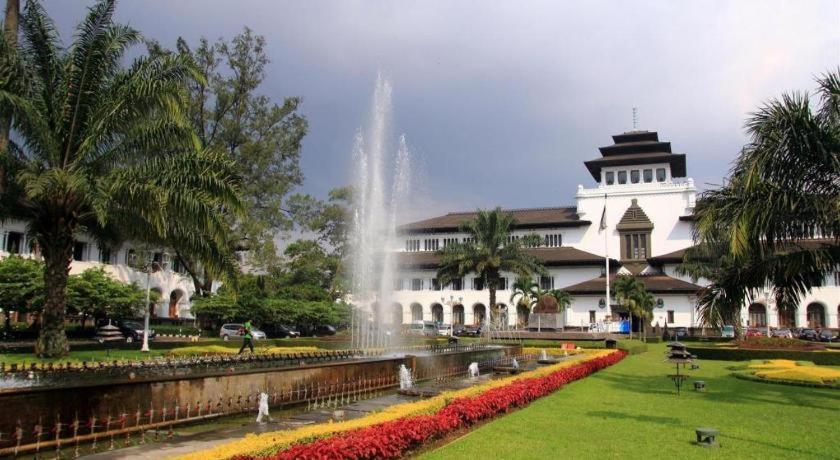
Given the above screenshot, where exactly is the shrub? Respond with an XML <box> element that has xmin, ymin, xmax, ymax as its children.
<box><xmin>735</xmin><ymin>337</ymin><xmax>825</xmax><ymax>350</ymax></box>
<box><xmin>617</xmin><ymin>340</ymin><xmax>647</xmax><ymax>355</ymax></box>
<box><xmin>688</xmin><ymin>346</ymin><xmax>840</xmax><ymax>366</ymax></box>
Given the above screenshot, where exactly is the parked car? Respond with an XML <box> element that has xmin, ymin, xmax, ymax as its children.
<box><xmin>219</xmin><ymin>323</ymin><xmax>267</xmax><ymax>340</ymax></box>
<box><xmin>270</xmin><ymin>324</ymin><xmax>300</xmax><ymax>339</ymax></box>
<box><xmin>96</xmin><ymin>319</ymin><xmax>155</xmax><ymax>343</ymax></box>
<box><xmin>798</xmin><ymin>329</ymin><xmax>819</xmax><ymax>341</ymax></box>
<box><xmin>770</xmin><ymin>328</ymin><xmax>793</xmax><ymax>339</ymax></box>
<box><xmin>721</xmin><ymin>325</ymin><xmax>735</xmax><ymax>338</ymax></box>
<box><xmin>406</xmin><ymin>321</ymin><xmax>437</xmax><ymax>337</ymax></box>
<box><xmin>454</xmin><ymin>325</ymin><xmax>482</xmax><ymax>337</ymax></box>
<box><xmin>437</xmin><ymin>323</ymin><xmax>452</xmax><ymax>336</ymax></box>
<box><xmin>672</xmin><ymin>327</ymin><xmax>688</xmax><ymax>338</ymax></box>
<box><xmin>297</xmin><ymin>324</ymin><xmax>337</xmax><ymax>337</ymax></box>
<box><xmin>818</xmin><ymin>329</ymin><xmax>837</xmax><ymax>342</ymax></box>
<box><xmin>744</xmin><ymin>328</ymin><xmax>764</xmax><ymax>338</ymax></box>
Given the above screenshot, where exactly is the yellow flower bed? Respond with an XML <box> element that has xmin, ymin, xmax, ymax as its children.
<box><xmin>747</xmin><ymin>359</ymin><xmax>799</xmax><ymax>369</ymax></box>
<box><xmin>173</xmin><ymin>349</ymin><xmax>615</xmax><ymax>460</ymax></box>
<box><xmin>748</xmin><ymin>359</ymin><xmax>840</xmax><ymax>384</ymax></box>
<box><xmin>166</xmin><ymin>345</ymin><xmax>321</xmax><ymax>357</ymax></box>
<box><xmin>523</xmin><ymin>347</ymin><xmax>583</xmax><ymax>357</ymax></box>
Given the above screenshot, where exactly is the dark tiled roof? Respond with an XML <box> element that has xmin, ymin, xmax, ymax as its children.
<box><xmin>563</xmin><ymin>274</ymin><xmax>702</xmax><ymax>295</ymax></box>
<box><xmin>394</xmin><ymin>246</ymin><xmax>614</xmax><ymax>269</ymax></box>
<box><xmin>647</xmin><ymin>238</ymin><xmax>839</xmax><ymax>265</ymax></box>
<box><xmin>398</xmin><ymin>207</ymin><xmax>590</xmax><ymax>234</ymax></box>
<box><xmin>647</xmin><ymin>247</ymin><xmax>691</xmax><ymax>264</ymax></box>
<box><xmin>584</xmin><ymin>131</ymin><xmax>687</xmax><ymax>181</ymax></box>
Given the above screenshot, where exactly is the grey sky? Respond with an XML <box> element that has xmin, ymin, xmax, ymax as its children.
<box><xmin>44</xmin><ymin>0</ymin><xmax>839</xmax><ymax>221</ymax></box>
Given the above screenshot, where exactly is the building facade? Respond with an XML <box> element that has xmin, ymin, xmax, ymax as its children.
<box><xmin>0</xmin><ymin>219</ymin><xmax>197</xmax><ymax>319</ymax></box>
<box><xmin>390</xmin><ymin>131</ymin><xmax>840</xmax><ymax>330</ymax></box>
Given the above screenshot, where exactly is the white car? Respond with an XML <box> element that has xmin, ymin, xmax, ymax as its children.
<box><xmin>219</xmin><ymin>323</ymin><xmax>267</xmax><ymax>340</ymax></box>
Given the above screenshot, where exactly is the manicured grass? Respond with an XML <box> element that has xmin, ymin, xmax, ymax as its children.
<box><xmin>422</xmin><ymin>343</ymin><xmax>839</xmax><ymax>459</ymax></box>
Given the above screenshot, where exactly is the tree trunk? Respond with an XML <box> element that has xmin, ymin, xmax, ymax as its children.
<box><xmin>35</xmin><ymin>238</ymin><xmax>73</xmax><ymax>358</ymax></box>
<box><xmin>0</xmin><ymin>0</ymin><xmax>20</xmax><ymax>182</ymax></box>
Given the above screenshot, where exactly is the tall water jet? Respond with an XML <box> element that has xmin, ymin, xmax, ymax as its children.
<box><xmin>349</xmin><ymin>75</ymin><xmax>413</xmax><ymax>351</ymax></box>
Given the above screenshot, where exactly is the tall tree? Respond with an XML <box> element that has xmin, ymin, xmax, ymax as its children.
<box><xmin>0</xmin><ymin>0</ymin><xmax>18</xmax><ymax>159</ymax></box>
<box><xmin>684</xmin><ymin>70</ymin><xmax>839</xmax><ymax>327</ymax></box>
<box><xmin>173</xmin><ymin>29</ymin><xmax>308</xmax><ymax>293</ymax></box>
<box><xmin>0</xmin><ymin>0</ymin><xmax>241</xmax><ymax>357</ymax></box>
<box><xmin>436</xmin><ymin>208</ymin><xmax>544</xmax><ymax>332</ymax></box>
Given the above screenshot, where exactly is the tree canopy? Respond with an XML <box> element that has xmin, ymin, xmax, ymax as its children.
<box><xmin>682</xmin><ymin>69</ymin><xmax>840</xmax><ymax>328</ymax></box>
<box><xmin>0</xmin><ymin>0</ymin><xmax>241</xmax><ymax>356</ymax></box>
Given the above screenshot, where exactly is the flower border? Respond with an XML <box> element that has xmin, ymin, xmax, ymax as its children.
<box><xmin>232</xmin><ymin>350</ymin><xmax>625</xmax><ymax>460</ymax></box>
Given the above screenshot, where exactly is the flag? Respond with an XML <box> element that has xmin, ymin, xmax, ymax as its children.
<box><xmin>599</xmin><ymin>205</ymin><xmax>607</xmax><ymax>231</ymax></box>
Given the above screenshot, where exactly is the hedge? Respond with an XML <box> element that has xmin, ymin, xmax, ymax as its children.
<box><xmin>687</xmin><ymin>346</ymin><xmax>840</xmax><ymax>366</ymax></box>
<box><xmin>617</xmin><ymin>340</ymin><xmax>648</xmax><ymax>354</ymax></box>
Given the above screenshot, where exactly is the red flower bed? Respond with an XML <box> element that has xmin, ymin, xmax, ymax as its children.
<box><xmin>237</xmin><ymin>351</ymin><xmax>626</xmax><ymax>460</ymax></box>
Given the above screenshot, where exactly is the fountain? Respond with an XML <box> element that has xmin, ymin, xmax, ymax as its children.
<box><xmin>256</xmin><ymin>392</ymin><xmax>270</xmax><ymax>423</ymax></box>
<box><xmin>468</xmin><ymin>362</ymin><xmax>480</xmax><ymax>379</ymax></box>
<box><xmin>348</xmin><ymin>74</ymin><xmax>413</xmax><ymax>351</ymax></box>
<box><xmin>511</xmin><ymin>358</ymin><xmax>520</xmax><ymax>370</ymax></box>
<box><xmin>0</xmin><ymin>76</ymin><xmax>524</xmax><ymax>457</ymax></box>
<box><xmin>537</xmin><ymin>348</ymin><xmax>559</xmax><ymax>365</ymax></box>
<box><xmin>398</xmin><ymin>364</ymin><xmax>414</xmax><ymax>390</ymax></box>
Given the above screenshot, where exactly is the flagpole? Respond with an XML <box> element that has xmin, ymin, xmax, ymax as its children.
<box><xmin>604</xmin><ymin>194</ymin><xmax>610</xmax><ymax>333</ymax></box>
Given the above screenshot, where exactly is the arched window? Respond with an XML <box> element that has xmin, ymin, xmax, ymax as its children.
<box><xmin>431</xmin><ymin>303</ymin><xmax>444</xmax><ymax>324</ymax></box>
<box><xmin>169</xmin><ymin>289</ymin><xmax>186</xmax><ymax>318</ymax></box>
<box><xmin>410</xmin><ymin>303</ymin><xmax>423</xmax><ymax>322</ymax></box>
<box><xmin>473</xmin><ymin>303</ymin><xmax>486</xmax><ymax>326</ymax></box>
<box><xmin>806</xmin><ymin>303</ymin><xmax>825</xmax><ymax>328</ymax></box>
<box><xmin>492</xmin><ymin>303</ymin><xmax>509</xmax><ymax>328</ymax></box>
<box><xmin>452</xmin><ymin>304</ymin><xmax>465</xmax><ymax>325</ymax></box>
<box><xmin>748</xmin><ymin>303</ymin><xmax>766</xmax><ymax>327</ymax></box>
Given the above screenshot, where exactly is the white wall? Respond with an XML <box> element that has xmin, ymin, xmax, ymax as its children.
<box><xmin>0</xmin><ymin>219</ymin><xmax>196</xmax><ymax>319</ymax></box>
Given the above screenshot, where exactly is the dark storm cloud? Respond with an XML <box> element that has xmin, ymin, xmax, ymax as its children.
<box><xmin>44</xmin><ymin>0</ymin><xmax>839</xmax><ymax>220</ymax></box>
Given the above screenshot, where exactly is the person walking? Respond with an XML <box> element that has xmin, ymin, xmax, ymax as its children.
<box><xmin>238</xmin><ymin>320</ymin><xmax>255</xmax><ymax>354</ymax></box>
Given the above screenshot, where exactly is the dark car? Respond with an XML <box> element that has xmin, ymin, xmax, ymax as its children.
<box><xmin>297</xmin><ymin>324</ymin><xmax>337</xmax><ymax>337</ymax></box>
<box><xmin>97</xmin><ymin>319</ymin><xmax>155</xmax><ymax>343</ymax></box>
<box><xmin>454</xmin><ymin>325</ymin><xmax>482</xmax><ymax>337</ymax></box>
<box><xmin>818</xmin><ymin>329</ymin><xmax>837</xmax><ymax>342</ymax></box>
<box><xmin>271</xmin><ymin>324</ymin><xmax>300</xmax><ymax>339</ymax></box>
<box><xmin>798</xmin><ymin>329</ymin><xmax>819</xmax><ymax>341</ymax></box>
<box><xmin>673</xmin><ymin>327</ymin><xmax>689</xmax><ymax>338</ymax></box>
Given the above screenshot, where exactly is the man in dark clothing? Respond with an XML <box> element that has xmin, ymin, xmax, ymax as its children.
<box><xmin>239</xmin><ymin>320</ymin><xmax>255</xmax><ymax>354</ymax></box>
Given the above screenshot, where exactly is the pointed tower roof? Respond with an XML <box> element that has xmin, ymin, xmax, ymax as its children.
<box><xmin>583</xmin><ymin>130</ymin><xmax>687</xmax><ymax>181</ymax></box>
<box><xmin>616</xmin><ymin>199</ymin><xmax>654</xmax><ymax>231</ymax></box>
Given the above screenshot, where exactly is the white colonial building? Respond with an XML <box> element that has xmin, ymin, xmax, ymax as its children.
<box><xmin>390</xmin><ymin>130</ymin><xmax>840</xmax><ymax>331</ymax></box>
<box><xmin>0</xmin><ymin>219</ymin><xmax>197</xmax><ymax>319</ymax></box>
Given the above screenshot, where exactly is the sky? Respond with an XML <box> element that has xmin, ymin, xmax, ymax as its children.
<box><xmin>44</xmin><ymin>0</ymin><xmax>839</xmax><ymax>222</ymax></box>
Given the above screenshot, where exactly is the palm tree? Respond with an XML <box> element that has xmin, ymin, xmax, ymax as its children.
<box><xmin>687</xmin><ymin>70</ymin><xmax>839</xmax><ymax>327</ymax></box>
<box><xmin>0</xmin><ymin>0</ymin><xmax>241</xmax><ymax>357</ymax></box>
<box><xmin>437</xmin><ymin>208</ymin><xmax>544</xmax><ymax>333</ymax></box>
<box><xmin>612</xmin><ymin>275</ymin><xmax>644</xmax><ymax>339</ymax></box>
<box><xmin>539</xmin><ymin>288</ymin><xmax>571</xmax><ymax>313</ymax></box>
<box><xmin>629</xmin><ymin>290</ymin><xmax>655</xmax><ymax>340</ymax></box>
<box><xmin>510</xmin><ymin>277</ymin><xmax>539</xmax><ymax>311</ymax></box>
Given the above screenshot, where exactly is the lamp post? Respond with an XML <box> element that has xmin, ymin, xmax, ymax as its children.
<box><xmin>132</xmin><ymin>250</ymin><xmax>170</xmax><ymax>352</ymax></box>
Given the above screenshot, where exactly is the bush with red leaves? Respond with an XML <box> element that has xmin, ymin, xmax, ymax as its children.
<box><xmin>235</xmin><ymin>351</ymin><xmax>626</xmax><ymax>460</ymax></box>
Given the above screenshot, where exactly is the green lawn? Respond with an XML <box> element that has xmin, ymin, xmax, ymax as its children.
<box><xmin>422</xmin><ymin>343</ymin><xmax>839</xmax><ymax>459</ymax></box>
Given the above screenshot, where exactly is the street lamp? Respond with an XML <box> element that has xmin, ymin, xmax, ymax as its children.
<box><xmin>131</xmin><ymin>250</ymin><xmax>170</xmax><ymax>352</ymax></box>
